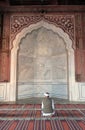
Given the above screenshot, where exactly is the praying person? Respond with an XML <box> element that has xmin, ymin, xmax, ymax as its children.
<box><xmin>41</xmin><ymin>92</ymin><xmax>55</xmax><ymax>116</ymax></box>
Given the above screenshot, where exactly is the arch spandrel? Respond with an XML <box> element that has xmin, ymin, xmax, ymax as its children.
<box><xmin>10</xmin><ymin>14</ymin><xmax>75</xmax><ymax>49</ymax></box>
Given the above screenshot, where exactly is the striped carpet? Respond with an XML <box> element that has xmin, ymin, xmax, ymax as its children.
<box><xmin>0</xmin><ymin>104</ymin><xmax>85</xmax><ymax>129</ymax></box>
<box><xmin>0</xmin><ymin>119</ymin><xmax>85</xmax><ymax>130</ymax></box>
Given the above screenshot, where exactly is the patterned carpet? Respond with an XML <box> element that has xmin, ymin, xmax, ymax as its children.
<box><xmin>0</xmin><ymin>104</ymin><xmax>85</xmax><ymax>129</ymax></box>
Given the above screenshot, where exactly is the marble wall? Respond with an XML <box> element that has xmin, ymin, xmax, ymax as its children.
<box><xmin>17</xmin><ymin>27</ymin><xmax>68</xmax><ymax>99</ymax></box>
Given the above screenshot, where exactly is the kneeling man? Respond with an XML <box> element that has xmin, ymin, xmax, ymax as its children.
<box><xmin>42</xmin><ymin>92</ymin><xmax>55</xmax><ymax>116</ymax></box>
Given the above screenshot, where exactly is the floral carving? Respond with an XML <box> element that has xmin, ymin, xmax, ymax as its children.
<box><xmin>10</xmin><ymin>14</ymin><xmax>74</xmax><ymax>42</ymax></box>
<box><xmin>45</xmin><ymin>15</ymin><xmax>74</xmax><ymax>38</ymax></box>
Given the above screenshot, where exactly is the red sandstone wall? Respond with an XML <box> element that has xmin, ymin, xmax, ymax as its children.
<box><xmin>0</xmin><ymin>14</ymin><xmax>10</xmax><ymax>82</ymax></box>
<box><xmin>0</xmin><ymin>6</ymin><xmax>85</xmax><ymax>82</ymax></box>
<box><xmin>75</xmin><ymin>13</ymin><xmax>85</xmax><ymax>81</ymax></box>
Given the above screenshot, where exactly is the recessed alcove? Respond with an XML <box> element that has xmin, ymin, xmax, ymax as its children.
<box><xmin>10</xmin><ymin>20</ymin><xmax>75</xmax><ymax>101</ymax></box>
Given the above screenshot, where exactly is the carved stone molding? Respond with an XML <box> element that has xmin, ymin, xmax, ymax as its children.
<box><xmin>10</xmin><ymin>14</ymin><xmax>75</xmax><ymax>47</ymax></box>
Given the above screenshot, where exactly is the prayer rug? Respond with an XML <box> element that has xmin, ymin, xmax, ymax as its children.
<box><xmin>0</xmin><ymin>104</ymin><xmax>85</xmax><ymax>129</ymax></box>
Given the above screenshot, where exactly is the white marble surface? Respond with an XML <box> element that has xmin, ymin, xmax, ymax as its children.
<box><xmin>18</xmin><ymin>27</ymin><xmax>67</xmax><ymax>82</ymax></box>
<box><xmin>17</xmin><ymin>27</ymin><xmax>67</xmax><ymax>98</ymax></box>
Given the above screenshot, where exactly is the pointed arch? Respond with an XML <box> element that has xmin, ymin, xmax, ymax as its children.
<box><xmin>10</xmin><ymin>20</ymin><xmax>75</xmax><ymax>101</ymax></box>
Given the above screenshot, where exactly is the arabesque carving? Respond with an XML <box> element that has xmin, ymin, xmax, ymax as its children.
<box><xmin>10</xmin><ymin>14</ymin><xmax>74</xmax><ymax>46</ymax></box>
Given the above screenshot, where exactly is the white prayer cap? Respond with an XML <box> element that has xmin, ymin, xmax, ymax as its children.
<box><xmin>44</xmin><ymin>92</ymin><xmax>49</xmax><ymax>97</ymax></box>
